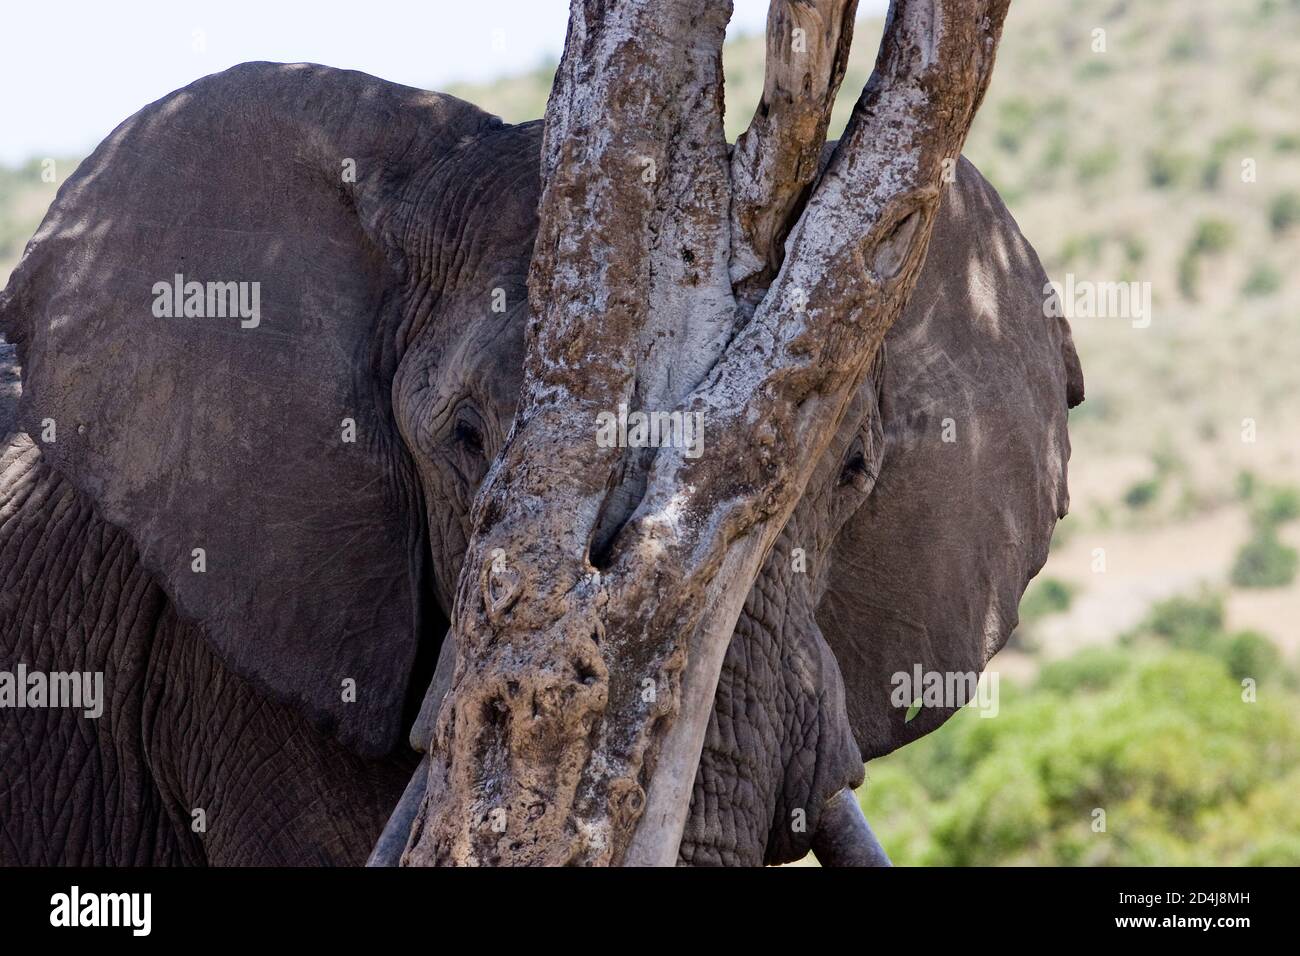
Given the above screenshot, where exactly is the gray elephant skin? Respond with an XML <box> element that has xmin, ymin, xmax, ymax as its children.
<box><xmin>0</xmin><ymin>62</ymin><xmax>1083</xmax><ymax>866</ymax></box>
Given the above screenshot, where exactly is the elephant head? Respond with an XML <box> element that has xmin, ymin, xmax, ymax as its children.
<box><xmin>0</xmin><ymin>61</ymin><xmax>1081</xmax><ymax>866</ymax></box>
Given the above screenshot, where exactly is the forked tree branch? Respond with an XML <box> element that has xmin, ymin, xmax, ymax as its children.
<box><xmin>403</xmin><ymin>0</ymin><xmax>1011</xmax><ymax>867</ymax></box>
<box><xmin>625</xmin><ymin>0</ymin><xmax>1011</xmax><ymax>863</ymax></box>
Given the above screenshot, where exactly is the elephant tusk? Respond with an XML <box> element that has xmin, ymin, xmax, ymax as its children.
<box><xmin>366</xmin><ymin>754</ymin><xmax>429</xmax><ymax>867</ymax></box>
<box><xmin>810</xmin><ymin>788</ymin><xmax>893</xmax><ymax>867</ymax></box>
<box><xmin>368</xmin><ymin>634</ymin><xmax>453</xmax><ymax>866</ymax></box>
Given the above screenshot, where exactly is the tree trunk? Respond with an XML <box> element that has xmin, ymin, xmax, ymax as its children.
<box><xmin>403</xmin><ymin>0</ymin><xmax>1011</xmax><ymax>867</ymax></box>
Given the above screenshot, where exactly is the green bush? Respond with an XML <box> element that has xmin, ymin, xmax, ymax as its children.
<box><xmin>1251</xmin><ymin>483</ymin><xmax>1300</xmax><ymax>527</ymax></box>
<box><xmin>1076</xmin><ymin>146</ymin><xmax>1120</xmax><ymax>184</ymax></box>
<box><xmin>1146</xmin><ymin>149</ymin><xmax>1195</xmax><ymax>189</ymax></box>
<box><xmin>1275</xmin><ymin>133</ymin><xmax>1300</xmax><ymax>153</ymax></box>
<box><xmin>1131</xmin><ymin>589</ymin><xmax>1224</xmax><ymax>646</ymax></box>
<box><xmin>1167</xmin><ymin>30</ymin><xmax>1209</xmax><ymax>62</ymax></box>
<box><xmin>1191</xmin><ymin>217</ymin><xmax>1235</xmax><ymax>255</ymax></box>
<box><xmin>1242</xmin><ymin>262</ymin><xmax>1282</xmax><ymax>297</ymax></box>
<box><xmin>1236</xmin><ymin>470</ymin><xmax>1258</xmax><ymax>502</ymax></box>
<box><xmin>1126</xmin><ymin>591</ymin><xmax>1289</xmax><ymax>683</ymax></box>
<box><xmin>1220</xmin><ymin>630</ymin><xmax>1282</xmax><ymax>684</ymax></box>
<box><xmin>1121</xmin><ymin>234</ymin><xmax>1148</xmax><ymax>266</ymax></box>
<box><xmin>1228</xmin><ymin>479</ymin><xmax>1300</xmax><ymax>588</ymax></box>
<box><xmin>859</xmin><ymin>648</ymin><xmax>1300</xmax><ymax>865</ymax></box>
<box><xmin>1036</xmin><ymin>647</ymin><xmax>1132</xmax><ymax>693</ymax></box>
<box><xmin>1176</xmin><ymin>219</ymin><xmax>1236</xmax><ymax>300</ymax></box>
<box><xmin>1200</xmin><ymin>128</ymin><xmax>1256</xmax><ymax>191</ymax></box>
<box><xmin>1019</xmin><ymin>577</ymin><xmax>1075</xmax><ymax>624</ymax></box>
<box><xmin>1123</xmin><ymin>477</ymin><xmax>1161</xmax><ymax>509</ymax></box>
<box><xmin>1270</xmin><ymin>192</ymin><xmax>1300</xmax><ymax>235</ymax></box>
<box><xmin>1231</xmin><ymin>527</ymin><xmax>1298</xmax><ymax>588</ymax></box>
<box><xmin>1058</xmin><ymin>233</ymin><xmax>1104</xmax><ymax>268</ymax></box>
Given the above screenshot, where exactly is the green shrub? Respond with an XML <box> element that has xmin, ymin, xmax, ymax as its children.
<box><xmin>1121</xmin><ymin>234</ymin><xmax>1147</xmax><ymax>266</ymax></box>
<box><xmin>1176</xmin><ymin>219</ymin><xmax>1236</xmax><ymax>300</ymax></box>
<box><xmin>1058</xmin><ymin>233</ymin><xmax>1104</xmax><ymax>268</ymax></box>
<box><xmin>1123</xmin><ymin>477</ymin><xmax>1161</xmax><ymax>509</ymax></box>
<box><xmin>1019</xmin><ymin>577</ymin><xmax>1075</xmax><ymax>624</ymax></box>
<box><xmin>1275</xmin><ymin>133</ymin><xmax>1300</xmax><ymax>153</ymax></box>
<box><xmin>1236</xmin><ymin>470</ymin><xmax>1258</xmax><ymax>502</ymax></box>
<box><xmin>1126</xmin><ymin>590</ymin><xmax>1289</xmax><ymax>685</ymax></box>
<box><xmin>1251</xmin><ymin>483</ymin><xmax>1300</xmax><ymax>528</ymax></box>
<box><xmin>1036</xmin><ymin>647</ymin><xmax>1132</xmax><ymax>694</ymax></box>
<box><xmin>1200</xmin><ymin>128</ymin><xmax>1257</xmax><ymax>191</ymax></box>
<box><xmin>1191</xmin><ymin>217</ymin><xmax>1235</xmax><ymax>255</ymax></box>
<box><xmin>1133</xmin><ymin>589</ymin><xmax>1224</xmax><ymax>647</ymax></box>
<box><xmin>1146</xmin><ymin>149</ymin><xmax>1194</xmax><ymax>189</ymax></box>
<box><xmin>1242</xmin><ymin>262</ymin><xmax>1282</xmax><ymax>297</ymax></box>
<box><xmin>1270</xmin><ymin>192</ymin><xmax>1300</xmax><ymax>235</ymax></box>
<box><xmin>1231</xmin><ymin>528</ymin><xmax>1298</xmax><ymax>588</ymax></box>
<box><xmin>1167</xmin><ymin>30</ymin><xmax>1209</xmax><ymax>62</ymax></box>
<box><xmin>1076</xmin><ymin>58</ymin><xmax>1113</xmax><ymax>80</ymax></box>
<box><xmin>1221</xmin><ymin>630</ymin><xmax>1282</xmax><ymax>683</ymax></box>
<box><xmin>1076</xmin><ymin>146</ymin><xmax>1120</xmax><ymax>184</ymax></box>
<box><xmin>859</xmin><ymin>649</ymin><xmax>1300</xmax><ymax>866</ymax></box>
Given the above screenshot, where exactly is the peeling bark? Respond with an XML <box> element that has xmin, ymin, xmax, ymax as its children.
<box><xmin>403</xmin><ymin>0</ymin><xmax>1011</xmax><ymax>867</ymax></box>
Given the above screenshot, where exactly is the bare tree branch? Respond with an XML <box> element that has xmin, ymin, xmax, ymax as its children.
<box><xmin>403</xmin><ymin>0</ymin><xmax>735</xmax><ymax>867</ymax></box>
<box><xmin>623</xmin><ymin>0</ymin><xmax>1012</xmax><ymax>865</ymax></box>
<box><xmin>730</xmin><ymin>0</ymin><xmax>860</xmax><ymax>306</ymax></box>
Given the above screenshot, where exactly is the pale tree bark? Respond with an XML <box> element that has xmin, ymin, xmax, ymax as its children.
<box><xmin>730</xmin><ymin>0</ymin><xmax>859</xmax><ymax>307</ymax></box>
<box><xmin>402</xmin><ymin>0</ymin><xmax>1011</xmax><ymax>867</ymax></box>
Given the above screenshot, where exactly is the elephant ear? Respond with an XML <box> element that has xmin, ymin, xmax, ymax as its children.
<box><xmin>818</xmin><ymin>157</ymin><xmax>1083</xmax><ymax>761</ymax></box>
<box><xmin>0</xmin><ymin>339</ymin><xmax>18</xmax><ymax>437</ymax></box>
<box><xmin>0</xmin><ymin>62</ymin><xmax>500</xmax><ymax>756</ymax></box>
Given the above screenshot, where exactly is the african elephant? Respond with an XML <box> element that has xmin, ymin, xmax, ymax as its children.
<box><xmin>0</xmin><ymin>61</ymin><xmax>1082</xmax><ymax>866</ymax></box>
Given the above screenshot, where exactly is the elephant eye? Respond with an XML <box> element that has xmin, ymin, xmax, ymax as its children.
<box><xmin>840</xmin><ymin>440</ymin><xmax>875</xmax><ymax>492</ymax></box>
<box><xmin>453</xmin><ymin>417</ymin><xmax>485</xmax><ymax>456</ymax></box>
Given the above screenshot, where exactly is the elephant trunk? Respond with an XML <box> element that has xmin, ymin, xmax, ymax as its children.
<box><xmin>810</xmin><ymin>788</ymin><xmax>893</xmax><ymax>867</ymax></box>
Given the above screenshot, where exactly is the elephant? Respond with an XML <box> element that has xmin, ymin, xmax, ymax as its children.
<box><xmin>0</xmin><ymin>61</ymin><xmax>1083</xmax><ymax>866</ymax></box>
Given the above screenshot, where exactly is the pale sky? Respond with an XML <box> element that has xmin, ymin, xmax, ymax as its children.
<box><xmin>0</xmin><ymin>0</ymin><xmax>889</xmax><ymax>164</ymax></box>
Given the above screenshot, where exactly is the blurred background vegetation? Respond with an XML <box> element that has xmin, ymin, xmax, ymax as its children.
<box><xmin>2</xmin><ymin>0</ymin><xmax>1296</xmax><ymax>864</ymax></box>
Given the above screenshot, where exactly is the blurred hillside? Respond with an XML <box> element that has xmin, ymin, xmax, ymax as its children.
<box><xmin>2</xmin><ymin>0</ymin><xmax>1297</xmax><ymax>864</ymax></box>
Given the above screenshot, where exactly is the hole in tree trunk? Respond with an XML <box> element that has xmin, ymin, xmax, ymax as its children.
<box><xmin>872</xmin><ymin>208</ymin><xmax>924</xmax><ymax>279</ymax></box>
